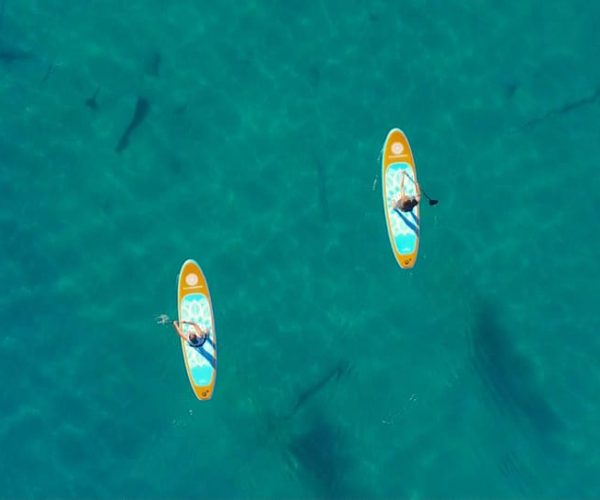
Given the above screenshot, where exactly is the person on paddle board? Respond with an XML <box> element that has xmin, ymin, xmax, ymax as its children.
<box><xmin>173</xmin><ymin>320</ymin><xmax>209</xmax><ymax>347</ymax></box>
<box><xmin>394</xmin><ymin>171</ymin><xmax>421</xmax><ymax>212</ymax></box>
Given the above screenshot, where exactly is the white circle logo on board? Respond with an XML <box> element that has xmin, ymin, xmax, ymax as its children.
<box><xmin>186</xmin><ymin>273</ymin><xmax>199</xmax><ymax>286</ymax></box>
<box><xmin>391</xmin><ymin>142</ymin><xmax>404</xmax><ymax>155</ymax></box>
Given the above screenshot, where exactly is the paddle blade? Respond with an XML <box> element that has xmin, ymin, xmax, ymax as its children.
<box><xmin>429</xmin><ymin>199</ymin><xmax>439</xmax><ymax>206</ymax></box>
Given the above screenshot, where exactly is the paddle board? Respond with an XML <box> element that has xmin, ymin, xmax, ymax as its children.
<box><xmin>177</xmin><ymin>259</ymin><xmax>217</xmax><ymax>400</ymax></box>
<box><xmin>382</xmin><ymin>128</ymin><xmax>420</xmax><ymax>269</ymax></box>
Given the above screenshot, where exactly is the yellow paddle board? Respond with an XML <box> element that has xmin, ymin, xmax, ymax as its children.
<box><xmin>176</xmin><ymin>259</ymin><xmax>217</xmax><ymax>400</ymax></box>
<box><xmin>382</xmin><ymin>128</ymin><xmax>420</xmax><ymax>269</ymax></box>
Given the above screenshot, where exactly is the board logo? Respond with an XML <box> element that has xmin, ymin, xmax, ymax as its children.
<box><xmin>391</xmin><ymin>142</ymin><xmax>404</xmax><ymax>155</ymax></box>
<box><xmin>186</xmin><ymin>273</ymin><xmax>199</xmax><ymax>286</ymax></box>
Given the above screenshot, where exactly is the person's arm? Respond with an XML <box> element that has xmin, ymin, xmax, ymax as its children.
<box><xmin>400</xmin><ymin>171</ymin><xmax>406</xmax><ymax>197</ymax></box>
<box><xmin>415</xmin><ymin>179</ymin><xmax>422</xmax><ymax>201</ymax></box>
<box><xmin>172</xmin><ymin>321</ymin><xmax>188</xmax><ymax>341</ymax></box>
<box><xmin>393</xmin><ymin>172</ymin><xmax>407</xmax><ymax>209</ymax></box>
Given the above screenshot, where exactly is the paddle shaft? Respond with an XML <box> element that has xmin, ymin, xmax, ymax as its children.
<box><xmin>404</xmin><ymin>171</ymin><xmax>438</xmax><ymax>205</ymax></box>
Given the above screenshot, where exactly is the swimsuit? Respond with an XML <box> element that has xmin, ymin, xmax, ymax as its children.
<box><xmin>399</xmin><ymin>198</ymin><xmax>417</xmax><ymax>212</ymax></box>
<box><xmin>188</xmin><ymin>334</ymin><xmax>216</xmax><ymax>368</ymax></box>
<box><xmin>188</xmin><ymin>336</ymin><xmax>206</xmax><ymax>347</ymax></box>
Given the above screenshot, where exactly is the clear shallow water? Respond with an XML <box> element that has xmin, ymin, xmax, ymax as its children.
<box><xmin>1</xmin><ymin>0</ymin><xmax>599</xmax><ymax>498</ymax></box>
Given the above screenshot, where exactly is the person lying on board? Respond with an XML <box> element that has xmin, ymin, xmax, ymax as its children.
<box><xmin>394</xmin><ymin>171</ymin><xmax>421</xmax><ymax>212</ymax></box>
<box><xmin>173</xmin><ymin>320</ymin><xmax>209</xmax><ymax>347</ymax></box>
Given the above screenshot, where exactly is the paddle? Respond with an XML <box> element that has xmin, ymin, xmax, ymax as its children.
<box><xmin>378</xmin><ymin>150</ymin><xmax>439</xmax><ymax>206</ymax></box>
<box><xmin>404</xmin><ymin>172</ymin><xmax>439</xmax><ymax>206</ymax></box>
<box><xmin>421</xmin><ymin>191</ymin><xmax>439</xmax><ymax>207</ymax></box>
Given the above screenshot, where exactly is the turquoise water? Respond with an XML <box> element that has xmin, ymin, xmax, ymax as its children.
<box><xmin>1</xmin><ymin>0</ymin><xmax>599</xmax><ymax>498</ymax></box>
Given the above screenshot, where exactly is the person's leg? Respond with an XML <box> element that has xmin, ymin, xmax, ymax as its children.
<box><xmin>393</xmin><ymin>208</ymin><xmax>420</xmax><ymax>236</ymax></box>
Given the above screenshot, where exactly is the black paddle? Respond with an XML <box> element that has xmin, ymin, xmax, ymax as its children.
<box><xmin>405</xmin><ymin>172</ymin><xmax>439</xmax><ymax>206</ymax></box>
<box><xmin>421</xmin><ymin>190</ymin><xmax>439</xmax><ymax>206</ymax></box>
